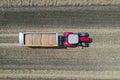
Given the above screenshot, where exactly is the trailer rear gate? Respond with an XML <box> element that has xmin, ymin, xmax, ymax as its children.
<box><xmin>24</xmin><ymin>33</ymin><xmax>57</xmax><ymax>47</ymax></box>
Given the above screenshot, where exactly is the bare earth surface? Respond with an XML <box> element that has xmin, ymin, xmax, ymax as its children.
<box><xmin>0</xmin><ymin>5</ymin><xmax>120</xmax><ymax>80</ymax></box>
<box><xmin>1</xmin><ymin>0</ymin><xmax>120</xmax><ymax>7</ymax></box>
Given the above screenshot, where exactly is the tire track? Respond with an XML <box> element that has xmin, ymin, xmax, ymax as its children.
<box><xmin>0</xmin><ymin>43</ymin><xmax>19</xmax><ymax>46</ymax></box>
<box><xmin>0</xmin><ymin>43</ymin><xmax>120</xmax><ymax>49</ymax></box>
<box><xmin>0</xmin><ymin>70</ymin><xmax>120</xmax><ymax>79</ymax></box>
<box><xmin>0</xmin><ymin>5</ymin><xmax>120</xmax><ymax>80</ymax></box>
<box><xmin>0</xmin><ymin>34</ymin><xmax>18</xmax><ymax>43</ymax></box>
<box><xmin>0</xmin><ymin>28</ymin><xmax>120</xmax><ymax>48</ymax></box>
<box><xmin>0</xmin><ymin>6</ymin><xmax>120</xmax><ymax>30</ymax></box>
<box><xmin>0</xmin><ymin>34</ymin><xmax>18</xmax><ymax>37</ymax></box>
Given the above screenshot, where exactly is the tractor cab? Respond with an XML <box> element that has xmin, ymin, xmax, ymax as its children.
<box><xmin>63</xmin><ymin>32</ymin><xmax>92</xmax><ymax>47</ymax></box>
<box><xmin>68</xmin><ymin>34</ymin><xmax>79</xmax><ymax>44</ymax></box>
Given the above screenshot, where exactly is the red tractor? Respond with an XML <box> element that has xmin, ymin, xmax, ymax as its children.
<box><xmin>63</xmin><ymin>32</ymin><xmax>92</xmax><ymax>47</ymax></box>
<box><xmin>19</xmin><ymin>32</ymin><xmax>92</xmax><ymax>48</ymax></box>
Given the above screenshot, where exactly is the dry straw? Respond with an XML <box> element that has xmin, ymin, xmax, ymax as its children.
<box><xmin>0</xmin><ymin>0</ymin><xmax>120</xmax><ymax>7</ymax></box>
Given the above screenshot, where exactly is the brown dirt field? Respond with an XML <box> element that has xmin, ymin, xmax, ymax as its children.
<box><xmin>0</xmin><ymin>6</ymin><xmax>120</xmax><ymax>80</ymax></box>
<box><xmin>0</xmin><ymin>0</ymin><xmax>120</xmax><ymax>7</ymax></box>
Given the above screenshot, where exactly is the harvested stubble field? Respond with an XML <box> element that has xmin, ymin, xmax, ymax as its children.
<box><xmin>0</xmin><ymin>0</ymin><xmax>120</xmax><ymax>7</ymax></box>
<box><xmin>0</xmin><ymin>1</ymin><xmax>120</xmax><ymax>80</ymax></box>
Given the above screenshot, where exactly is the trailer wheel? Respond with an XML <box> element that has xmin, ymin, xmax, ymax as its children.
<box><xmin>81</xmin><ymin>42</ymin><xmax>89</xmax><ymax>47</ymax></box>
<box><xmin>78</xmin><ymin>32</ymin><xmax>89</xmax><ymax>37</ymax></box>
<box><xmin>19</xmin><ymin>32</ymin><xmax>24</xmax><ymax>46</ymax></box>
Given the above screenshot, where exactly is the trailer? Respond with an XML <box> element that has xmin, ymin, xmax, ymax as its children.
<box><xmin>19</xmin><ymin>32</ymin><xmax>92</xmax><ymax>47</ymax></box>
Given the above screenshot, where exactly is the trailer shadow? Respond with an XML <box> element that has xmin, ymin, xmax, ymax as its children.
<box><xmin>29</xmin><ymin>46</ymin><xmax>67</xmax><ymax>49</ymax></box>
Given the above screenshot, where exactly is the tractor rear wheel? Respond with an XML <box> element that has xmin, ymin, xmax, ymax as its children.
<box><xmin>81</xmin><ymin>42</ymin><xmax>89</xmax><ymax>47</ymax></box>
<box><xmin>78</xmin><ymin>32</ymin><xmax>89</xmax><ymax>37</ymax></box>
